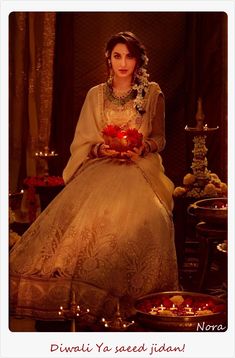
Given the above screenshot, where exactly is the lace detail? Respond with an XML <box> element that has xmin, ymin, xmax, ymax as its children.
<box><xmin>10</xmin><ymin>209</ymin><xmax>178</xmax><ymax>320</ymax></box>
<box><xmin>10</xmin><ymin>109</ymin><xmax>178</xmax><ymax>321</ymax></box>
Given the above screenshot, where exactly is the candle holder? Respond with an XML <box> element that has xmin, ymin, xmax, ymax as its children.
<box><xmin>58</xmin><ymin>291</ymin><xmax>90</xmax><ymax>332</ymax></box>
<box><xmin>35</xmin><ymin>146</ymin><xmax>58</xmax><ymax>176</ymax></box>
<box><xmin>184</xmin><ymin>98</ymin><xmax>218</xmax><ymax>186</ymax></box>
<box><xmin>174</xmin><ymin>98</ymin><xmax>227</xmax><ymax>198</ymax></box>
<box><xmin>135</xmin><ymin>291</ymin><xmax>227</xmax><ymax>331</ymax></box>
<box><xmin>101</xmin><ymin>299</ymin><xmax>135</xmax><ymax>331</ymax></box>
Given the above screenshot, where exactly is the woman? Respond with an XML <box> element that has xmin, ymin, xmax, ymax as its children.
<box><xmin>10</xmin><ymin>32</ymin><xmax>179</xmax><ymax>325</ymax></box>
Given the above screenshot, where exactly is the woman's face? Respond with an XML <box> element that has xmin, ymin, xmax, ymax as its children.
<box><xmin>110</xmin><ymin>43</ymin><xmax>137</xmax><ymax>82</ymax></box>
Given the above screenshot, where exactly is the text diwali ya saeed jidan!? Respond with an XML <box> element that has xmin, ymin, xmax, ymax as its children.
<box><xmin>50</xmin><ymin>342</ymin><xmax>186</xmax><ymax>355</ymax></box>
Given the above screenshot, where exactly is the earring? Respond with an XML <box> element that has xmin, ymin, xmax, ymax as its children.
<box><xmin>107</xmin><ymin>75</ymin><xmax>113</xmax><ymax>87</ymax></box>
<box><xmin>107</xmin><ymin>67</ymin><xmax>113</xmax><ymax>87</ymax></box>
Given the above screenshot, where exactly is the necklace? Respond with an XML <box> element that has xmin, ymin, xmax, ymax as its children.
<box><xmin>105</xmin><ymin>83</ymin><xmax>135</xmax><ymax>107</ymax></box>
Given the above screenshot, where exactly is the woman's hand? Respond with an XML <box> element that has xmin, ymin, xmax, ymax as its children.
<box><xmin>120</xmin><ymin>144</ymin><xmax>146</xmax><ymax>160</ymax></box>
<box><xmin>98</xmin><ymin>143</ymin><xmax>120</xmax><ymax>157</ymax></box>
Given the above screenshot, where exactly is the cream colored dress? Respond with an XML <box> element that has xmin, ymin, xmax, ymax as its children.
<box><xmin>10</xmin><ymin>82</ymin><xmax>179</xmax><ymax>322</ymax></box>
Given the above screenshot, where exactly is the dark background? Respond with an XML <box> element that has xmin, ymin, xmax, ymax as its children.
<box><xmin>10</xmin><ymin>12</ymin><xmax>228</xmax><ymax>190</ymax></box>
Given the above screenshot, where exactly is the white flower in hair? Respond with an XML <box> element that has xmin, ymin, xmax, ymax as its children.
<box><xmin>132</xmin><ymin>65</ymin><xmax>150</xmax><ymax>113</ymax></box>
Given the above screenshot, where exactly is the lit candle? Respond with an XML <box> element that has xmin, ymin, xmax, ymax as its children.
<box><xmin>170</xmin><ymin>304</ymin><xmax>177</xmax><ymax>312</ymax></box>
<box><xmin>149</xmin><ymin>306</ymin><xmax>158</xmax><ymax>315</ymax></box>
<box><xmin>58</xmin><ymin>305</ymin><xmax>63</xmax><ymax>316</ymax></box>
<box><xmin>186</xmin><ymin>308</ymin><xmax>194</xmax><ymax>316</ymax></box>
<box><xmin>196</xmin><ymin>307</ymin><xmax>204</xmax><ymax>315</ymax></box>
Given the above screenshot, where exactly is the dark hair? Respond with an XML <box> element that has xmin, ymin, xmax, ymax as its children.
<box><xmin>105</xmin><ymin>31</ymin><xmax>147</xmax><ymax>73</ymax></box>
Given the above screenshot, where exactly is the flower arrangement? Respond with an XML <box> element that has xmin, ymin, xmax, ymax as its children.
<box><xmin>174</xmin><ymin>172</ymin><xmax>227</xmax><ymax>199</ymax></box>
<box><xmin>174</xmin><ymin>135</ymin><xmax>227</xmax><ymax>198</ymax></box>
<box><xmin>102</xmin><ymin>125</ymin><xmax>143</xmax><ymax>152</ymax></box>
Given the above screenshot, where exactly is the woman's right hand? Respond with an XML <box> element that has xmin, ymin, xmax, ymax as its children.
<box><xmin>98</xmin><ymin>143</ymin><xmax>120</xmax><ymax>157</ymax></box>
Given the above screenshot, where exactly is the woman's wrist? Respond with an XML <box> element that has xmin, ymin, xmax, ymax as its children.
<box><xmin>90</xmin><ymin>143</ymin><xmax>103</xmax><ymax>158</ymax></box>
<box><xmin>144</xmin><ymin>139</ymin><xmax>158</xmax><ymax>154</ymax></box>
<box><xmin>143</xmin><ymin>141</ymin><xmax>151</xmax><ymax>155</ymax></box>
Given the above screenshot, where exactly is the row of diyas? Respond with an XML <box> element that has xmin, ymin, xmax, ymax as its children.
<box><xmin>149</xmin><ymin>304</ymin><xmax>210</xmax><ymax>317</ymax></box>
<box><xmin>35</xmin><ymin>150</ymin><xmax>58</xmax><ymax>157</ymax></box>
<box><xmin>140</xmin><ymin>294</ymin><xmax>226</xmax><ymax>317</ymax></box>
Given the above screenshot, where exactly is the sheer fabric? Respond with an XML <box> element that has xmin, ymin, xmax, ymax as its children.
<box><xmin>10</xmin><ymin>82</ymin><xmax>179</xmax><ymax>321</ymax></box>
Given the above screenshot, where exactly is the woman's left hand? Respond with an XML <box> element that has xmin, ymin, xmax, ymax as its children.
<box><xmin>120</xmin><ymin>144</ymin><xmax>145</xmax><ymax>160</ymax></box>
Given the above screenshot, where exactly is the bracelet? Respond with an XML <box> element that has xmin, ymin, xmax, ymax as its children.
<box><xmin>144</xmin><ymin>141</ymin><xmax>151</xmax><ymax>154</ymax></box>
<box><xmin>97</xmin><ymin>143</ymin><xmax>104</xmax><ymax>157</ymax></box>
<box><xmin>90</xmin><ymin>143</ymin><xmax>103</xmax><ymax>158</ymax></box>
<box><xmin>145</xmin><ymin>139</ymin><xmax>158</xmax><ymax>153</ymax></box>
<box><xmin>142</xmin><ymin>141</ymin><xmax>151</xmax><ymax>156</ymax></box>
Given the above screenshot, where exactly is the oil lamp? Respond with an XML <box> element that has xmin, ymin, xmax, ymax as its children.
<box><xmin>58</xmin><ymin>291</ymin><xmax>90</xmax><ymax>332</ymax></box>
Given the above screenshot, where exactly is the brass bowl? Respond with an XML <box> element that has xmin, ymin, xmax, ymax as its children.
<box><xmin>135</xmin><ymin>291</ymin><xmax>227</xmax><ymax>332</ymax></box>
<box><xmin>187</xmin><ymin>197</ymin><xmax>227</xmax><ymax>225</ymax></box>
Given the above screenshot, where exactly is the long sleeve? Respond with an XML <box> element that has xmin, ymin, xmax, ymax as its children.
<box><xmin>145</xmin><ymin>84</ymin><xmax>166</xmax><ymax>153</ymax></box>
<box><xmin>150</xmin><ymin>92</ymin><xmax>166</xmax><ymax>152</ymax></box>
<box><xmin>62</xmin><ymin>86</ymin><xmax>104</xmax><ymax>184</ymax></box>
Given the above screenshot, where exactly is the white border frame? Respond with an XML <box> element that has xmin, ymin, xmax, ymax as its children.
<box><xmin>1</xmin><ymin>2</ymin><xmax>234</xmax><ymax>358</ymax></box>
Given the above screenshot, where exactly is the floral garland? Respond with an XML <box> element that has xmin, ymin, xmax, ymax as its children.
<box><xmin>173</xmin><ymin>135</ymin><xmax>227</xmax><ymax>198</ymax></box>
<box><xmin>132</xmin><ymin>54</ymin><xmax>150</xmax><ymax>114</ymax></box>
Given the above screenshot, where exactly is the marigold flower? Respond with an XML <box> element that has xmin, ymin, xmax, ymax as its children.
<box><xmin>183</xmin><ymin>173</ymin><xmax>196</xmax><ymax>186</ymax></box>
<box><xmin>204</xmin><ymin>183</ymin><xmax>217</xmax><ymax>196</ymax></box>
<box><xmin>173</xmin><ymin>186</ymin><xmax>187</xmax><ymax>197</ymax></box>
<box><xmin>220</xmin><ymin>182</ymin><xmax>228</xmax><ymax>195</ymax></box>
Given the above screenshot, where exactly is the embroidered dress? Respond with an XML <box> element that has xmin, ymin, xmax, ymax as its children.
<box><xmin>10</xmin><ymin>82</ymin><xmax>179</xmax><ymax>322</ymax></box>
